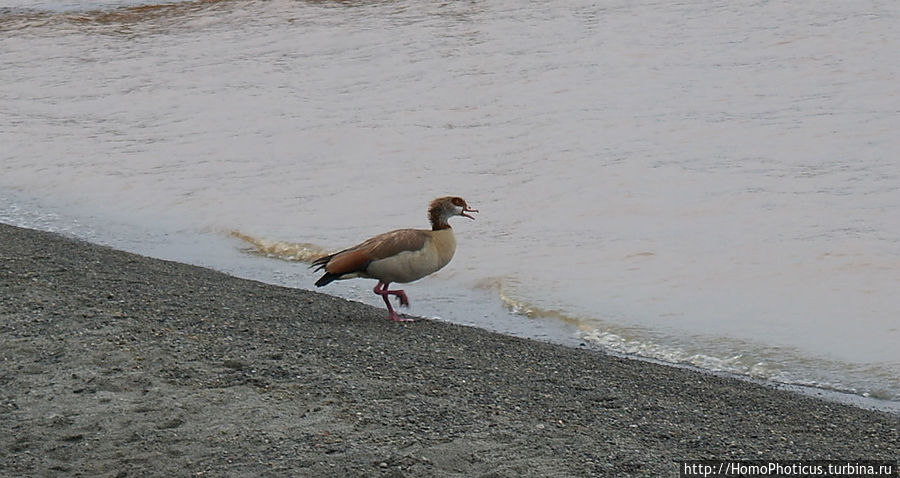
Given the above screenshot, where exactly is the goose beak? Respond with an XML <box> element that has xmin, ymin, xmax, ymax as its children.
<box><xmin>461</xmin><ymin>206</ymin><xmax>478</xmax><ymax>220</ymax></box>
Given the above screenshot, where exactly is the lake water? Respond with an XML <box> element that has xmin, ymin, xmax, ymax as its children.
<box><xmin>2</xmin><ymin>0</ymin><xmax>898</xmax><ymax>405</ymax></box>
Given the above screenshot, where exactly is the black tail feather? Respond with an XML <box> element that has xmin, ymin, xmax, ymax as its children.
<box><xmin>311</xmin><ymin>254</ymin><xmax>336</xmax><ymax>287</ymax></box>
<box><xmin>314</xmin><ymin>273</ymin><xmax>339</xmax><ymax>287</ymax></box>
<box><xmin>310</xmin><ymin>253</ymin><xmax>333</xmax><ymax>271</ymax></box>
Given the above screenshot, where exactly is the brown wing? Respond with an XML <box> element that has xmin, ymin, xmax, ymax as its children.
<box><xmin>317</xmin><ymin>228</ymin><xmax>430</xmax><ymax>278</ymax></box>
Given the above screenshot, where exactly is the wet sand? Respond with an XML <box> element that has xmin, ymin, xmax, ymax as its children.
<box><xmin>1</xmin><ymin>222</ymin><xmax>897</xmax><ymax>477</ymax></box>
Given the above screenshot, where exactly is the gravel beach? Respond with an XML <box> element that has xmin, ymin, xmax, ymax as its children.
<box><xmin>1</xmin><ymin>222</ymin><xmax>897</xmax><ymax>477</ymax></box>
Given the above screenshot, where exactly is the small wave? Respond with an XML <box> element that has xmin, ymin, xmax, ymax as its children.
<box><xmin>582</xmin><ymin>326</ymin><xmax>900</xmax><ymax>402</ymax></box>
<box><xmin>486</xmin><ymin>280</ymin><xmax>898</xmax><ymax>402</ymax></box>
<box><xmin>231</xmin><ymin>230</ymin><xmax>330</xmax><ymax>263</ymax></box>
<box><xmin>475</xmin><ymin>276</ymin><xmax>585</xmax><ymax>327</ymax></box>
<box><xmin>579</xmin><ymin>328</ymin><xmax>773</xmax><ymax>378</ymax></box>
<box><xmin>499</xmin><ymin>289</ymin><xmax>767</xmax><ymax>377</ymax></box>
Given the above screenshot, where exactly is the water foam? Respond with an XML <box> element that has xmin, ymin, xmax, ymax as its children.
<box><xmin>231</xmin><ymin>231</ymin><xmax>330</xmax><ymax>263</ymax></box>
<box><xmin>487</xmin><ymin>278</ymin><xmax>899</xmax><ymax>402</ymax></box>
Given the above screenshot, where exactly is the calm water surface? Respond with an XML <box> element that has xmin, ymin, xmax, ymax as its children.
<box><xmin>2</xmin><ymin>0</ymin><xmax>899</xmax><ymax>403</ymax></box>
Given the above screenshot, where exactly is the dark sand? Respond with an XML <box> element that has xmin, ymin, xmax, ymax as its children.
<box><xmin>1</xmin><ymin>223</ymin><xmax>897</xmax><ymax>477</ymax></box>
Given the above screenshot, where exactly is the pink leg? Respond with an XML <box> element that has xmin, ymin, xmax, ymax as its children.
<box><xmin>391</xmin><ymin>288</ymin><xmax>409</xmax><ymax>307</ymax></box>
<box><xmin>373</xmin><ymin>282</ymin><xmax>414</xmax><ymax>322</ymax></box>
<box><xmin>376</xmin><ymin>282</ymin><xmax>409</xmax><ymax>307</ymax></box>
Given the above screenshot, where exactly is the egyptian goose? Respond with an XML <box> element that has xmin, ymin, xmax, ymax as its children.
<box><xmin>312</xmin><ymin>196</ymin><xmax>478</xmax><ymax>322</ymax></box>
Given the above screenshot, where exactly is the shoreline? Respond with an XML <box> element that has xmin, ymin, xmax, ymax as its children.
<box><xmin>2</xmin><ymin>222</ymin><xmax>898</xmax><ymax>477</ymax></box>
